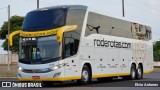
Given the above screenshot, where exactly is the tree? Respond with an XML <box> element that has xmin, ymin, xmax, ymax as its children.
<box><xmin>0</xmin><ymin>15</ymin><xmax>24</xmax><ymax>52</ymax></box>
<box><xmin>153</xmin><ymin>41</ymin><xmax>160</xmax><ymax>61</ymax></box>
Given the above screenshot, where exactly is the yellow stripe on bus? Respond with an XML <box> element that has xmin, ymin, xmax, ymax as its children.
<box><xmin>20</xmin><ymin>29</ymin><xmax>57</xmax><ymax>37</ymax></box>
<box><xmin>8</xmin><ymin>25</ymin><xmax>77</xmax><ymax>46</ymax></box>
<box><xmin>143</xmin><ymin>69</ymin><xmax>154</xmax><ymax>74</ymax></box>
<box><xmin>92</xmin><ymin>72</ymin><xmax>130</xmax><ymax>78</ymax></box>
<box><xmin>19</xmin><ymin>25</ymin><xmax>77</xmax><ymax>37</ymax></box>
<box><xmin>19</xmin><ymin>70</ymin><xmax>153</xmax><ymax>81</ymax></box>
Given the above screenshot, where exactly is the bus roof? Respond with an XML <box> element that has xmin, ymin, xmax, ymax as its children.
<box><xmin>29</xmin><ymin>5</ymin><xmax>88</xmax><ymax>13</ymax></box>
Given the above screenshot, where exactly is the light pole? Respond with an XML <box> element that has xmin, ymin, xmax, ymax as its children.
<box><xmin>122</xmin><ymin>0</ymin><xmax>125</xmax><ymax>17</ymax></box>
<box><xmin>7</xmin><ymin>5</ymin><xmax>10</xmax><ymax>72</ymax></box>
<box><xmin>37</xmin><ymin>0</ymin><xmax>39</xmax><ymax>9</ymax></box>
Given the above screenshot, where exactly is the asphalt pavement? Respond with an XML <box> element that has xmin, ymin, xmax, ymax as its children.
<box><xmin>0</xmin><ymin>68</ymin><xmax>160</xmax><ymax>90</ymax></box>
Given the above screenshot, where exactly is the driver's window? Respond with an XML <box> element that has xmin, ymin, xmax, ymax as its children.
<box><xmin>64</xmin><ymin>37</ymin><xmax>75</xmax><ymax>58</ymax></box>
<box><xmin>63</xmin><ymin>31</ymin><xmax>80</xmax><ymax>59</ymax></box>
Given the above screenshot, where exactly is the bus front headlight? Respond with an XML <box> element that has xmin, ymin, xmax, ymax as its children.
<box><xmin>53</xmin><ymin>66</ymin><xmax>59</xmax><ymax>70</ymax></box>
<box><xmin>18</xmin><ymin>67</ymin><xmax>23</xmax><ymax>71</ymax></box>
<box><xmin>52</xmin><ymin>64</ymin><xmax>63</xmax><ymax>70</ymax></box>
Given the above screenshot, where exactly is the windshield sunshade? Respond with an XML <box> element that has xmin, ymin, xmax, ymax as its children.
<box><xmin>22</xmin><ymin>9</ymin><xmax>66</xmax><ymax>31</ymax></box>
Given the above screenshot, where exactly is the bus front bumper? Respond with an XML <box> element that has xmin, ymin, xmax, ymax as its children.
<box><xmin>18</xmin><ymin>70</ymin><xmax>81</xmax><ymax>81</ymax></box>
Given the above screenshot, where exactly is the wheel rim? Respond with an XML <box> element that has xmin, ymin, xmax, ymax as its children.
<box><xmin>82</xmin><ymin>70</ymin><xmax>89</xmax><ymax>82</ymax></box>
<box><xmin>138</xmin><ymin>68</ymin><xmax>142</xmax><ymax>78</ymax></box>
<box><xmin>131</xmin><ymin>68</ymin><xmax>136</xmax><ymax>79</ymax></box>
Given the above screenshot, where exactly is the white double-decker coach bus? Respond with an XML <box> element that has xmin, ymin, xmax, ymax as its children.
<box><xmin>9</xmin><ymin>5</ymin><xmax>153</xmax><ymax>85</ymax></box>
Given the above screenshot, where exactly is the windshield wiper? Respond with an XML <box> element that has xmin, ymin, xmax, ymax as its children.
<box><xmin>41</xmin><ymin>57</ymin><xmax>61</xmax><ymax>61</ymax></box>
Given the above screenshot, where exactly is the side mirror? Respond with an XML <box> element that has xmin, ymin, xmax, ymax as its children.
<box><xmin>56</xmin><ymin>25</ymin><xmax>77</xmax><ymax>42</ymax></box>
<box><xmin>8</xmin><ymin>30</ymin><xmax>21</xmax><ymax>46</ymax></box>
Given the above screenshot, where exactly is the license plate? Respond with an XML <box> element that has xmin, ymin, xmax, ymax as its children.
<box><xmin>32</xmin><ymin>76</ymin><xmax>40</xmax><ymax>79</ymax></box>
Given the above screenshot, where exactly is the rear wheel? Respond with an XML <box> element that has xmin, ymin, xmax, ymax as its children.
<box><xmin>123</xmin><ymin>65</ymin><xmax>137</xmax><ymax>80</ymax></box>
<box><xmin>77</xmin><ymin>65</ymin><xmax>91</xmax><ymax>84</ymax></box>
<box><xmin>137</xmin><ymin>65</ymin><xmax>143</xmax><ymax>79</ymax></box>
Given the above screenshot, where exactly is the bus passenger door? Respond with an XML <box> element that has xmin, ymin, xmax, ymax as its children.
<box><xmin>63</xmin><ymin>37</ymin><xmax>79</xmax><ymax>78</ymax></box>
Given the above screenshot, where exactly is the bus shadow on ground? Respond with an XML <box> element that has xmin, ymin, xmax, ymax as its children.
<box><xmin>46</xmin><ymin>78</ymin><xmax>149</xmax><ymax>87</ymax></box>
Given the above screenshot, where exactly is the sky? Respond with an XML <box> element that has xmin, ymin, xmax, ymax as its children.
<box><xmin>0</xmin><ymin>40</ymin><xmax>7</xmax><ymax>54</ymax></box>
<box><xmin>0</xmin><ymin>0</ymin><xmax>160</xmax><ymax>53</ymax></box>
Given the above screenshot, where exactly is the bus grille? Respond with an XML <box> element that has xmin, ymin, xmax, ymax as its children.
<box><xmin>22</xmin><ymin>68</ymin><xmax>52</xmax><ymax>73</ymax></box>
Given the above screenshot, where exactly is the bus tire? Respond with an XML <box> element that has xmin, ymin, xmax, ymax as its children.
<box><xmin>130</xmin><ymin>65</ymin><xmax>137</xmax><ymax>80</ymax></box>
<box><xmin>77</xmin><ymin>65</ymin><xmax>91</xmax><ymax>84</ymax></box>
<box><xmin>137</xmin><ymin>65</ymin><xmax>143</xmax><ymax>79</ymax></box>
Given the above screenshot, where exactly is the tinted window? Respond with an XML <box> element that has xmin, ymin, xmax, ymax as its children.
<box><xmin>63</xmin><ymin>31</ymin><xmax>80</xmax><ymax>58</ymax></box>
<box><xmin>62</xmin><ymin>9</ymin><xmax>86</xmax><ymax>59</ymax></box>
<box><xmin>66</xmin><ymin>9</ymin><xmax>86</xmax><ymax>30</ymax></box>
<box><xmin>22</xmin><ymin>9</ymin><xmax>66</xmax><ymax>31</ymax></box>
<box><xmin>131</xmin><ymin>23</ymin><xmax>152</xmax><ymax>40</ymax></box>
<box><xmin>85</xmin><ymin>12</ymin><xmax>152</xmax><ymax>41</ymax></box>
<box><xmin>85</xmin><ymin>12</ymin><xmax>100</xmax><ymax>36</ymax></box>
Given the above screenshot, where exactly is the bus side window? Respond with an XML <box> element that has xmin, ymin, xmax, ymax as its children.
<box><xmin>74</xmin><ymin>39</ymin><xmax>79</xmax><ymax>54</ymax></box>
<box><xmin>63</xmin><ymin>37</ymin><xmax>79</xmax><ymax>58</ymax></box>
<box><xmin>70</xmin><ymin>42</ymin><xmax>74</xmax><ymax>55</ymax></box>
<box><xmin>64</xmin><ymin>38</ymin><xmax>70</xmax><ymax>58</ymax></box>
<box><xmin>70</xmin><ymin>39</ymin><xmax>79</xmax><ymax>56</ymax></box>
<box><xmin>64</xmin><ymin>37</ymin><xmax>74</xmax><ymax>58</ymax></box>
<box><xmin>145</xmin><ymin>26</ymin><xmax>152</xmax><ymax>40</ymax></box>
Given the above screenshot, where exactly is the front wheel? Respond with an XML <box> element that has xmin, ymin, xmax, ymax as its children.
<box><xmin>77</xmin><ymin>65</ymin><xmax>91</xmax><ymax>84</ymax></box>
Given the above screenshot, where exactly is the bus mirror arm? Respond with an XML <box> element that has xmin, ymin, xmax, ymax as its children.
<box><xmin>8</xmin><ymin>30</ymin><xmax>21</xmax><ymax>46</ymax></box>
<box><xmin>56</xmin><ymin>25</ymin><xmax>77</xmax><ymax>42</ymax></box>
<box><xmin>56</xmin><ymin>28</ymin><xmax>63</xmax><ymax>42</ymax></box>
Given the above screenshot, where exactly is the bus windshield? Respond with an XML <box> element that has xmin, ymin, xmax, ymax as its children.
<box><xmin>19</xmin><ymin>35</ymin><xmax>61</xmax><ymax>64</ymax></box>
<box><xmin>22</xmin><ymin>9</ymin><xmax>66</xmax><ymax>31</ymax></box>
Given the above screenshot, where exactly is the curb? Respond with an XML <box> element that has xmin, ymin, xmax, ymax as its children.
<box><xmin>0</xmin><ymin>77</ymin><xmax>17</xmax><ymax>78</ymax></box>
